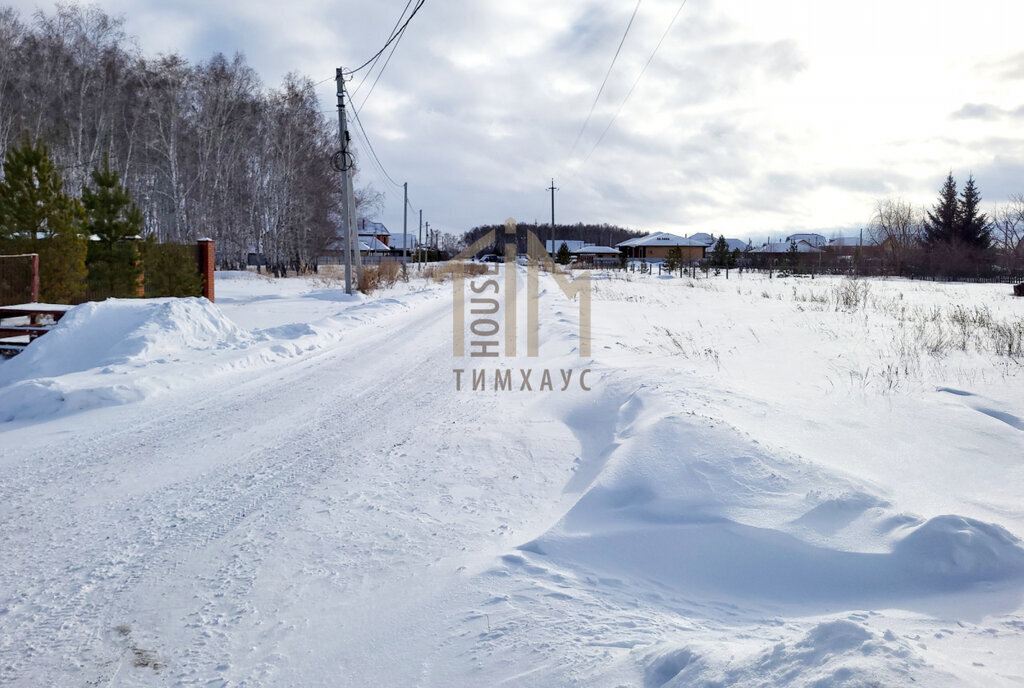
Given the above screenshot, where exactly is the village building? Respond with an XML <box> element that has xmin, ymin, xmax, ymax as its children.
<box><xmin>616</xmin><ymin>233</ymin><xmax>706</xmax><ymax>262</ymax></box>
<box><xmin>571</xmin><ymin>245</ymin><xmax>621</xmax><ymax>268</ymax></box>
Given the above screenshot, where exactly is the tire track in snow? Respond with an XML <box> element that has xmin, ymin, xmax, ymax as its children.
<box><xmin>0</xmin><ymin>293</ymin><xmax>461</xmax><ymax>684</ymax></box>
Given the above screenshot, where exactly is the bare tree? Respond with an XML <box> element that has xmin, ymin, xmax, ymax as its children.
<box><xmin>0</xmin><ymin>4</ymin><xmax>374</xmax><ymax>273</ymax></box>
<box><xmin>868</xmin><ymin>198</ymin><xmax>923</xmax><ymax>274</ymax></box>
<box><xmin>993</xmin><ymin>194</ymin><xmax>1024</xmax><ymax>272</ymax></box>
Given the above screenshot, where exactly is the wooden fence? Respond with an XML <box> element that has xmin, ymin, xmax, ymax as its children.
<box><xmin>0</xmin><ymin>254</ymin><xmax>39</xmax><ymax>306</ymax></box>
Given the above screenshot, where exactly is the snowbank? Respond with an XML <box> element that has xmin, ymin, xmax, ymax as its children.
<box><xmin>214</xmin><ymin>269</ymin><xmax>263</xmax><ymax>280</ymax></box>
<box><xmin>646</xmin><ymin>620</ymin><xmax>955</xmax><ymax>687</ymax></box>
<box><xmin>0</xmin><ymin>298</ymin><xmax>252</xmax><ymax>421</ymax></box>
<box><xmin>0</xmin><ymin>285</ymin><xmax>438</xmax><ymax>423</ymax></box>
<box><xmin>0</xmin><ymin>298</ymin><xmax>250</xmax><ymax>385</ymax></box>
<box><xmin>522</xmin><ymin>386</ymin><xmax>1024</xmax><ymax>609</ymax></box>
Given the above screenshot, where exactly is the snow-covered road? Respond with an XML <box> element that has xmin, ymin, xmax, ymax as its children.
<box><xmin>2</xmin><ymin>268</ymin><xmax>1024</xmax><ymax>686</ymax></box>
<box><xmin>0</xmin><ymin>275</ymin><xmax>575</xmax><ymax>685</ymax></box>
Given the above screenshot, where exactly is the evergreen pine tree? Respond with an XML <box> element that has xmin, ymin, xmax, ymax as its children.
<box><xmin>82</xmin><ymin>158</ymin><xmax>144</xmax><ymax>297</ymax></box>
<box><xmin>556</xmin><ymin>242</ymin><xmax>571</xmax><ymax>265</ymax></box>
<box><xmin>924</xmin><ymin>172</ymin><xmax>959</xmax><ymax>246</ymax></box>
<box><xmin>0</xmin><ymin>134</ymin><xmax>86</xmax><ymax>302</ymax></box>
<box><xmin>664</xmin><ymin>247</ymin><xmax>682</xmax><ymax>272</ymax></box>
<box><xmin>787</xmin><ymin>239</ymin><xmax>800</xmax><ymax>269</ymax></box>
<box><xmin>955</xmin><ymin>174</ymin><xmax>991</xmax><ymax>249</ymax></box>
<box><xmin>711</xmin><ymin>236</ymin><xmax>730</xmax><ymax>267</ymax></box>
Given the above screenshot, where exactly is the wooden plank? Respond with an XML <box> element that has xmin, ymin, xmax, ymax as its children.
<box><xmin>0</xmin><ymin>309</ymin><xmax>70</xmax><ymax>319</ymax></box>
<box><xmin>0</xmin><ymin>303</ymin><xmax>73</xmax><ymax>319</ymax></box>
<box><xmin>0</xmin><ymin>326</ymin><xmax>51</xmax><ymax>338</ymax></box>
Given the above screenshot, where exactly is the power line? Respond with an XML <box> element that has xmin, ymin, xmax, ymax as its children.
<box><xmin>583</xmin><ymin>0</ymin><xmax>689</xmax><ymax>163</ymax></box>
<box><xmin>348</xmin><ymin>116</ymin><xmax>397</xmax><ymax>192</ymax></box>
<box><xmin>344</xmin><ymin>82</ymin><xmax>403</xmax><ymax>188</ymax></box>
<box><xmin>357</xmin><ymin>14</ymin><xmax>411</xmax><ymax>113</ymax></box>
<box><xmin>352</xmin><ymin>0</ymin><xmax>415</xmax><ymax>99</ymax></box>
<box><xmin>344</xmin><ymin>0</ymin><xmax>426</xmax><ymax>75</ymax></box>
<box><xmin>569</xmin><ymin>0</ymin><xmax>642</xmax><ymax>158</ymax></box>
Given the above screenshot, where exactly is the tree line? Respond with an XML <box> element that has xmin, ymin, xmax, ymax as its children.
<box><xmin>462</xmin><ymin>222</ymin><xmax>645</xmax><ymax>256</ymax></box>
<box><xmin>869</xmin><ymin>173</ymin><xmax>1024</xmax><ymax>278</ymax></box>
<box><xmin>0</xmin><ymin>4</ymin><xmax>374</xmax><ymax>273</ymax></box>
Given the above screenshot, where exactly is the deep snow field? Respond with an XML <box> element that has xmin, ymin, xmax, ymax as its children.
<box><xmin>1</xmin><ymin>266</ymin><xmax>1023</xmax><ymax>687</ymax></box>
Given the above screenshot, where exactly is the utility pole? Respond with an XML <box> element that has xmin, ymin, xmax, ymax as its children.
<box><xmin>403</xmin><ymin>182</ymin><xmax>409</xmax><ymax>264</ymax></box>
<box><xmin>335</xmin><ymin>67</ymin><xmax>354</xmax><ymax>294</ymax></box>
<box><xmin>418</xmin><ymin>209</ymin><xmax>423</xmax><ymax>266</ymax></box>
<box><xmin>548</xmin><ymin>178</ymin><xmax>558</xmax><ymax>253</ymax></box>
<box><xmin>425</xmin><ymin>221</ymin><xmax>430</xmax><ymax>259</ymax></box>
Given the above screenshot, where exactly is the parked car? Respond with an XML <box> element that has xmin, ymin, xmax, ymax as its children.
<box><xmin>480</xmin><ymin>254</ymin><xmax>502</xmax><ymax>263</ymax></box>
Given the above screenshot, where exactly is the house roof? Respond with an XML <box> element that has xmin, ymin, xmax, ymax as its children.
<box><xmin>828</xmin><ymin>236</ymin><xmax>875</xmax><ymax>247</ymax></box>
<box><xmin>710</xmin><ymin>238</ymin><xmax>749</xmax><ymax>252</ymax></box>
<box><xmin>572</xmin><ymin>245</ymin><xmax>620</xmax><ymax>254</ymax></box>
<box><xmin>389</xmin><ymin>234</ymin><xmax>419</xmax><ymax>250</ymax></box>
<box><xmin>616</xmin><ymin>233</ymin><xmax>659</xmax><ymax>247</ymax></box>
<box><xmin>631</xmin><ymin>232</ymin><xmax>707</xmax><ymax>247</ymax></box>
<box><xmin>359</xmin><ymin>220</ymin><xmax>390</xmax><ymax>236</ymax></box>
<box><xmin>547</xmin><ymin>239</ymin><xmax>587</xmax><ymax>253</ymax></box>
<box><xmin>753</xmin><ymin>241</ymin><xmax>822</xmax><ymax>253</ymax></box>
<box><xmin>361</xmin><ymin>237</ymin><xmax>391</xmax><ymax>252</ymax></box>
<box><xmin>785</xmin><ymin>233</ymin><xmax>826</xmax><ymax>246</ymax></box>
<box><xmin>687</xmin><ymin>232</ymin><xmax>716</xmax><ymax>246</ymax></box>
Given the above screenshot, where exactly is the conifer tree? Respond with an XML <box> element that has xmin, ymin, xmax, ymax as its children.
<box><xmin>556</xmin><ymin>242</ymin><xmax>571</xmax><ymax>265</ymax></box>
<box><xmin>711</xmin><ymin>236</ymin><xmax>730</xmax><ymax>267</ymax></box>
<box><xmin>664</xmin><ymin>247</ymin><xmax>682</xmax><ymax>272</ymax></box>
<box><xmin>787</xmin><ymin>239</ymin><xmax>800</xmax><ymax>269</ymax></box>
<box><xmin>924</xmin><ymin>172</ymin><xmax>959</xmax><ymax>246</ymax></box>
<box><xmin>83</xmin><ymin>158</ymin><xmax>144</xmax><ymax>296</ymax></box>
<box><xmin>955</xmin><ymin>174</ymin><xmax>991</xmax><ymax>249</ymax></box>
<box><xmin>0</xmin><ymin>134</ymin><xmax>86</xmax><ymax>302</ymax></box>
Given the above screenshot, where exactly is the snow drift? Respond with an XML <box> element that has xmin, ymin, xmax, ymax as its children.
<box><xmin>0</xmin><ymin>298</ymin><xmax>252</xmax><ymax>421</ymax></box>
<box><xmin>0</xmin><ymin>298</ymin><xmax>250</xmax><ymax>384</ymax></box>
<box><xmin>522</xmin><ymin>385</ymin><xmax>1024</xmax><ymax>610</ymax></box>
<box><xmin>645</xmin><ymin>620</ymin><xmax>955</xmax><ymax>687</ymax></box>
<box><xmin>0</xmin><ymin>288</ymin><xmax>433</xmax><ymax>423</ymax></box>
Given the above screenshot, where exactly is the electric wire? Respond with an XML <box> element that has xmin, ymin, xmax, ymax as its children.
<box><xmin>356</xmin><ymin>16</ymin><xmax>409</xmax><ymax>113</ymax></box>
<box><xmin>568</xmin><ymin>0</ymin><xmax>642</xmax><ymax>158</ymax></box>
<box><xmin>352</xmin><ymin>0</ymin><xmax>415</xmax><ymax>99</ymax></box>
<box><xmin>343</xmin><ymin>0</ymin><xmax>426</xmax><ymax>75</ymax></box>
<box><xmin>344</xmin><ymin>82</ymin><xmax>403</xmax><ymax>189</ymax></box>
<box><xmin>583</xmin><ymin>0</ymin><xmax>689</xmax><ymax>163</ymax></box>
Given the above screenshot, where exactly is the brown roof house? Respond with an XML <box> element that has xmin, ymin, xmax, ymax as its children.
<box><xmin>617</xmin><ymin>232</ymin><xmax>706</xmax><ymax>262</ymax></box>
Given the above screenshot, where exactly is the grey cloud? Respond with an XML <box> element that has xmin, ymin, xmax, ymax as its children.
<box><xmin>951</xmin><ymin>103</ymin><xmax>1024</xmax><ymax>121</ymax></box>
<box><xmin>562</xmin><ymin>5</ymin><xmax>626</xmax><ymax>56</ymax></box>
<box><xmin>952</xmin><ymin>103</ymin><xmax>1004</xmax><ymax>120</ymax></box>
<box><xmin>992</xmin><ymin>51</ymin><xmax>1024</xmax><ymax>81</ymax></box>
<box><xmin>824</xmin><ymin>169</ymin><xmax>911</xmax><ymax>196</ymax></box>
<box><xmin>969</xmin><ymin>156</ymin><xmax>1024</xmax><ymax>201</ymax></box>
<box><xmin>697</xmin><ymin>40</ymin><xmax>807</xmax><ymax>81</ymax></box>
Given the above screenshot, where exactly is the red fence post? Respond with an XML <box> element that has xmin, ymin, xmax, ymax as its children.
<box><xmin>197</xmin><ymin>239</ymin><xmax>215</xmax><ymax>302</ymax></box>
<box><xmin>134</xmin><ymin>242</ymin><xmax>145</xmax><ymax>297</ymax></box>
<box><xmin>30</xmin><ymin>253</ymin><xmax>39</xmax><ymax>303</ymax></box>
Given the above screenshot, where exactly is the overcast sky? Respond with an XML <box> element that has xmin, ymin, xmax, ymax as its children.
<box><xmin>12</xmin><ymin>0</ymin><xmax>1024</xmax><ymax>241</ymax></box>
